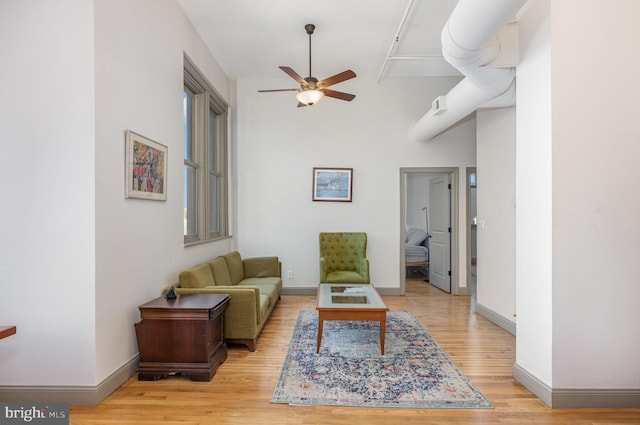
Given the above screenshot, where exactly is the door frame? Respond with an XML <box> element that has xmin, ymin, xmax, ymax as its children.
<box><xmin>466</xmin><ymin>167</ymin><xmax>476</xmax><ymax>296</ymax></box>
<box><xmin>399</xmin><ymin>167</ymin><xmax>461</xmax><ymax>295</ymax></box>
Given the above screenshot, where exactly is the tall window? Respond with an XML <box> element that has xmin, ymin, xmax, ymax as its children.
<box><xmin>183</xmin><ymin>56</ymin><xmax>228</xmax><ymax>244</ymax></box>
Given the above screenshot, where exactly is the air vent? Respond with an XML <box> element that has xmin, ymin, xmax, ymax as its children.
<box><xmin>432</xmin><ymin>96</ymin><xmax>447</xmax><ymax>115</ymax></box>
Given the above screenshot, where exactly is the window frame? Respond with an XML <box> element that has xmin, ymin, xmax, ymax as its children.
<box><xmin>183</xmin><ymin>55</ymin><xmax>229</xmax><ymax>245</ymax></box>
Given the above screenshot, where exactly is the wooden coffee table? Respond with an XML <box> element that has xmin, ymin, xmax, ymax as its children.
<box><xmin>316</xmin><ymin>283</ymin><xmax>389</xmax><ymax>354</ymax></box>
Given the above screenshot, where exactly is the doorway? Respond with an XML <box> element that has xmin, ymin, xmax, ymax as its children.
<box><xmin>399</xmin><ymin>167</ymin><xmax>459</xmax><ymax>295</ymax></box>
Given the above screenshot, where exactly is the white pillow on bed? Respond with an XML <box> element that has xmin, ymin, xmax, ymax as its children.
<box><xmin>406</xmin><ymin>228</ymin><xmax>427</xmax><ymax>246</ymax></box>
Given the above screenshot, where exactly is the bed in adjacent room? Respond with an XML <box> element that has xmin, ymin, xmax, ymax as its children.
<box><xmin>405</xmin><ymin>228</ymin><xmax>429</xmax><ymax>277</ymax></box>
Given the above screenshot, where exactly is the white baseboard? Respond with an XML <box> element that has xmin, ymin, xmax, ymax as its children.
<box><xmin>281</xmin><ymin>287</ymin><xmax>316</xmax><ymax>296</ymax></box>
<box><xmin>551</xmin><ymin>388</ymin><xmax>640</xmax><ymax>408</ymax></box>
<box><xmin>281</xmin><ymin>287</ymin><xmax>402</xmax><ymax>296</ymax></box>
<box><xmin>475</xmin><ymin>302</ymin><xmax>516</xmax><ymax>335</ymax></box>
<box><xmin>0</xmin><ymin>355</ymin><xmax>139</xmax><ymax>405</ymax></box>
<box><xmin>513</xmin><ymin>363</ymin><xmax>553</xmax><ymax>406</ymax></box>
<box><xmin>514</xmin><ymin>363</ymin><xmax>640</xmax><ymax>408</ymax></box>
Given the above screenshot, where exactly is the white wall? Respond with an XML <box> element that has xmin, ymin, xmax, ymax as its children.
<box><xmin>550</xmin><ymin>0</ymin><xmax>640</xmax><ymax>389</ymax></box>
<box><xmin>515</xmin><ymin>0</ymin><xmax>640</xmax><ymax>397</ymax></box>
<box><xmin>515</xmin><ymin>0</ymin><xmax>554</xmax><ymax>388</ymax></box>
<box><xmin>0</xmin><ymin>0</ymin><xmax>96</xmax><ymax>386</ymax></box>
<box><xmin>93</xmin><ymin>0</ymin><xmax>234</xmax><ymax>383</ymax></box>
<box><xmin>235</xmin><ymin>76</ymin><xmax>476</xmax><ymax>290</ymax></box>
<box><xmin>476</xmin><ymin>107</ymin><xmax>516</xmax><ymax>326</ymax></box>
<box><xmin>0</xmin><ymin>0</ymin><xmax>235</xmax><ymax>394</ymax></box>
<box><xmin>406</xmin><ymin>174</ymin><xmax>431</xmax><ymax>231</ymax></box>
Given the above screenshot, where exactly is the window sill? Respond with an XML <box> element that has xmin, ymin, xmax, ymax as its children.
<box><xmin>184</xmin><ymin>235</ymin><xmax>231</xmax><ymax>248</ymax></box>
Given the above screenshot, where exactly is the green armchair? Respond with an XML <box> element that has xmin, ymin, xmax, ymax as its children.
<box><xmin>319</xmin><ymin>232</ymin><xmax>370</xmax><ymax>283</ymax></box>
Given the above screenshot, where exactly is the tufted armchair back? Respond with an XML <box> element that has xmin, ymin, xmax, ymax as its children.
<box><xmin>319</xmin><ymin>232</ymin><xmax>370</xmax><ymax>283</ymax></box>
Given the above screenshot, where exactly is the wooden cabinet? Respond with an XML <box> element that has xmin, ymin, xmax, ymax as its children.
<box><xmin>135</xmin><ymin>294</ymin><xmax>230</xmax><ymax>381</ymax></box>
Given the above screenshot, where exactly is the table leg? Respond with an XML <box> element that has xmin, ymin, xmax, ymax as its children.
<box><xmin>380</xmin><ymin>319</ymin><xmax>386</xmax><ymax>355</ymax></box>
<box><xmin>317</xmin><ymin>317</ymin><xmax>324</xmax><ymax>353</ymax></box>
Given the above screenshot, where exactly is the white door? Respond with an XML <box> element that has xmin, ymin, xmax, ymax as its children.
<box><xmin>428</xmin><ymin>175</ymin><xmax>452</xmax><ymax>293</ymax></box>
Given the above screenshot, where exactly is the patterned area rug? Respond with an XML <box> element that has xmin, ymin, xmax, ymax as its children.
<box><xmin>271</xmin><ymin>310</ymin><xmax>492</xmax><ymax>408</ymax></box>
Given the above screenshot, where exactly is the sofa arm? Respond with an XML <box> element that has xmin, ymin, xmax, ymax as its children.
<box><xmin>167</xmin><ymin>285</ymin><xmax>261</xmax><ymax>331</ymax></box>
<box><xmin>243</xmin><ymin>256</ymin><xmax>281</xmax><ymax>278</ymax></box>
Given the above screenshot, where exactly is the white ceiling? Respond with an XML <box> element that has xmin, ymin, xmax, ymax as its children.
<box><xmin>177</xmin><ymin>0</ymin><xmax>460</xmax><ymax>83</ymax></box>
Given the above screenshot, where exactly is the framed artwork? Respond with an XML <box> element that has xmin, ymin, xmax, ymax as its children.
<box><xmin>125</xmin><ymin>130</ymin><xmax>168</xmax><ymax>201</ymax></box>
<box><xmin>312</xmin><ymin>167</ymin><xmax>353</xmax><ymax>202</ymax></box>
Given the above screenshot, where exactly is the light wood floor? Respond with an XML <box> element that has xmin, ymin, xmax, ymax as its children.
<box><xmin>70</xmin><ymin>279</ymin><xmax>640</xmax><ymax>424</ymax></box>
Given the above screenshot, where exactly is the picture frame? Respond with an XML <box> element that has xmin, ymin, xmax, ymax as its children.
<box><xmin>125</xmin><ymin>130</ymin><xmax>168</xmax><ymax>201</ymax></box>
<box><xmin>312</xmin><ymin>167</ymin><xmax>353</xmax><ymax>202</ymax></box>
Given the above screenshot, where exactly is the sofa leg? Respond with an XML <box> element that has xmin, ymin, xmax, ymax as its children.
<box><xmin>226</xmin><ymin>338</ymin><xmax>257</xmax><ymax>352</ymax></box>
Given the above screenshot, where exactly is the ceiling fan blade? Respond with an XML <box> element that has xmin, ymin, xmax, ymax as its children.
<box><xmin>279</xmin><ymin>66</ymin><xmax>308</xmax><ymax>86</ymax></box>
<box><xmin>323</xmin><ymin>89</ymin><xmax>356</xmax><ymax>102</ymax></box>
<box><xmin>317</xmin><ymin>70</ymin><xmax>357</xmax><ymax>88</ymax></box>
<box><xmin>258</xmin><ymin>88</ymin><xmax>299</xmax><ymax>93</ymax></box>
<box><xmin>297</xmin><ymin>102</ymin><xmax>308</xmax><ymax>108</ymax></box>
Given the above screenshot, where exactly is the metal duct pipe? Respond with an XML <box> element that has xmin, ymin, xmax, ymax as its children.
<box><xmin>409</xmin><ymin>0</ymin><xmax>527</xmax><ymax>142</ymax></box>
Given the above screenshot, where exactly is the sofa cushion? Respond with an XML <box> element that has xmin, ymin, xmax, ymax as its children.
<box><xmin>259</xmin><ymin>294</ymin><xmax>270</xmax><ymax>321</ymax></box>
<box><xmin>208</xmin><ymin>257</ymin><xmax>233</xmax><ymax>286</ymax></box>
<box><xmin>223</xmin><ymin>251</ymin><xmax>245</xmax><ymax>285</ymax></box>
<box><xmin>239</xmin><ymin>278</ymin><xmax>281</xmax><ymax>306</ymax></box>
<box><xmin>244</xmin><ymin>256</ymin><xmax>280</xmax><ymax>278</ymax></box>
<box><xmin>179</xmin><ymin>263</ymin><xmax>215</xmax><ymax>288</ymax></box>
<box><xmin>241</xmin><ymin>276</ymin><xmax>281</xmax><ymax>292</ymax></box>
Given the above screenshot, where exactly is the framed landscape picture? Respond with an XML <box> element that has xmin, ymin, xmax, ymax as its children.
<box><xmin>312</xmin><ymin>167</ymin><xmax>353</xmax><ymax>202</ymax></box>
<box><xmin>125</xmin><ymin>130</ymin><xmax>168</xmax><ymax>201</ymax></box>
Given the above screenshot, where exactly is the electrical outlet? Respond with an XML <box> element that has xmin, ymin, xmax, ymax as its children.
<box><xmin>287</xmin><ymin>270</ymin><xmax>294</xmax><ymax>279</ymax></box>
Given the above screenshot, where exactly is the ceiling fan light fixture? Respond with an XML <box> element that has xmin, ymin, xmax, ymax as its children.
<box><xmin>296</xmin><ymin>89</ymin><xmax>324</xmax><ymax>106</ymax></box>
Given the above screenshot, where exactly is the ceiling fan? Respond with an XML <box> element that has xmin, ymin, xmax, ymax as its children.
<box><xmin>258</xmin><ymin>24</ymin><xmax>356</xmax><ymax>107</ymax></box>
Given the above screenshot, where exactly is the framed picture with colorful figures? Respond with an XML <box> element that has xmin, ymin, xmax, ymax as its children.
<box><xmin>125</xmin><ymin>130</ymin><xmax>167</xmax><ymax>201</ymax></box>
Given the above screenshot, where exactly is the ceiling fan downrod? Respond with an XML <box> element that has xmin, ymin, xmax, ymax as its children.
<box><xmin>305</xmin><ymin>24</ymin><xmax>315</xmax><ymax>79</ymax></box>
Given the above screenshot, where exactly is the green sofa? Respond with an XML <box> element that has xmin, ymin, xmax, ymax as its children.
<box><xmin>166</xmin><ymin>251</ymin><xmax>282</xmax><ymax>351</ymax></box>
